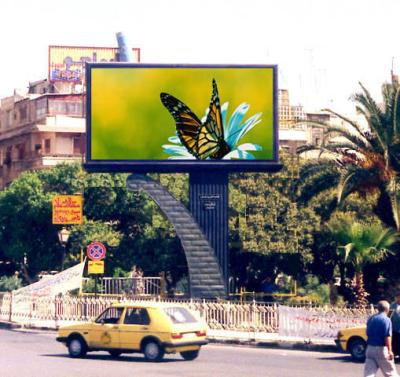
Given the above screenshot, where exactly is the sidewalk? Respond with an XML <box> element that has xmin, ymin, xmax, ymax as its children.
<box><xmin>207</xmin><ymin>329</ymin><xmax>336</xmax><ymax>352</ymax></box>
<box><xmin>0</xmin><ymin>319</ymin><xmax>337</xmax><ymax>353</ymax></box>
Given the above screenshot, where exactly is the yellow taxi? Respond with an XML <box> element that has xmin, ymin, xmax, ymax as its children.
<box><xmin>336</xmin><ymin>326</ymin><xmax>367</xmax><ymax>361</ymax></box>
<box><xmin>56</xmin><ymin>302</ymin><xmax>208</xmax><ymax>361</ymax></box>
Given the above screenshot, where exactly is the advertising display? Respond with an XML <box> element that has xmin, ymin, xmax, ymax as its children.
<box><xmin>48</xmin><ymin>46</ymin><xmax>140</xmax><ymax>83</ymax></box>
<box><xmin>52</xmin><ymin>195</ymin><xmax>83</xmax><ymax>224</ymax></box>
<box><xmin>86</xmin><ymin>64</ymin><xmax>279</xmax><ymax>172</ymax></box>
<box><xmin>12</xmin><ymin>261</ymin><xmax>85</xmax><ymax>298</ymax></box>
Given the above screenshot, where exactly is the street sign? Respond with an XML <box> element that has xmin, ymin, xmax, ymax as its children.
<box><xmin>88</xmin><ymin>260</ymin><xmax>104</xmax><ymax>274</ymax></box>
<box><xmin>52</xmin><ymin>195</ymin><xmax>83</xmax><ymax>224</ymax></box>
<box><xmin>87</xmin><ymin>242</ymin><xmax>106</xmax><ymax>261</ymax></box>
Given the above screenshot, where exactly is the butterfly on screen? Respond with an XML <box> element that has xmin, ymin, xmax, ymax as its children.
<box><xmin>160</xmin><ymin>79</ymin><xmax>231</xmax><ymax>160</ymax></box>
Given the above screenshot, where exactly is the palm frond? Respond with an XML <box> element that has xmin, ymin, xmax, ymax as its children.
<box><xmin>337</xmin><ymin>171</ymin><xmax>355</xmax><ymax>204</ymax></box>
<box><xmin>297</xmin><ymin>166</ymin><xmax>340</xmax><ymax>203</ymax></box>
<box><xmin>353</xmin><ymin>87</ymin><xmax>388</xmax><ymax>151</ymax></box>
<box><xmin>296</xmin><ymin>144</ymin><xmax>322</xmax><ymax>155</ymax></box>
<box><xmin>387</xmin><ymin>177</ymin><xmax>400</xmax><ymax>231</ymax></box>
<box><xmin>393</xmin><ymin>86</ymin><xmax>400</xmax><ymax>139</ymax></box>
<box><xmin>324</xmin><ymin>125</ymin><xmax>372</xmax><ymax>152</ymax></box>
<box><xmin>321</xmin><ymin>108</ymin><xmax>366</xmax><ymax>139</ymax></box>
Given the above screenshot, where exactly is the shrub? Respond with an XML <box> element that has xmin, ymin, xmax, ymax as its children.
<box><xmin>0</xmin><ymin>275</ymin><xmax>23</xmax><ymax>291</ymax></box>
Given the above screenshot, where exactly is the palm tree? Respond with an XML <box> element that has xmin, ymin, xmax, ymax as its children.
<box><xmin>327</xmin><ymin>216</ymin><xmax>398</xmax><ymax>306</ymax></box>
<box><xmin>297</xmin><ymin>78</ymin><xmax>400</xmax><ymax>229</ymax></box>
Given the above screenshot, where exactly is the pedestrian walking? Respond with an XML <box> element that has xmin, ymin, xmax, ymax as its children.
<box><xmin>364</xmin><ymin>300</ymin><xmax>399</xmax><ymax>377</ymax></box>
<box><xmin>391</xmin><ymin>292</ymin><xmax>400</xmax><ymax>357</ymax></box>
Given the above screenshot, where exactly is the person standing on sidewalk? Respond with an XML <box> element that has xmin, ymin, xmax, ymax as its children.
<box><xmin>390</xmin><ymin>293</ymin><xmax>400</xmax><ymax>357</ymax></box>
<box><xmin>364</xmin><ymin>300</ymin><xmax>399</xmax><ymax>377</ymax></box>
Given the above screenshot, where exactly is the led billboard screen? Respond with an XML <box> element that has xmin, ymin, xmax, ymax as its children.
<box><xmin>85</xmin><ymin>64</ymin><xmax>279</xmax><ymax>172</ymax></box>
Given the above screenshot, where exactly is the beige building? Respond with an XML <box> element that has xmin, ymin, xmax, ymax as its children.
<box><xmin>0</xmin><ymin>80</ymin><xmax>85</xmax><ymax>188</ymax></box>
<box><xmin>277</xmin><ymin>88</ymin><xmax>349</xmax><ymax>155</ymax></box>
<box><xmin>278</xmin><ymin>89</ymin><xmax>309</xmax><ymax>154</ymax></box>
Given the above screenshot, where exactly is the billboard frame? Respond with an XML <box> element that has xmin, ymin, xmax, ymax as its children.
<box><xmin>84</xmin><ymin>63</ymin><xmax>281</xmax><ymax>173</ymax></box>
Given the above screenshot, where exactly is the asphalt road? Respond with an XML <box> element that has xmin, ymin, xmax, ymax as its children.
<box><xmin>0</xmin><ymin>328</ymin><xmax>382</xmax><ymax>377</ymax></box>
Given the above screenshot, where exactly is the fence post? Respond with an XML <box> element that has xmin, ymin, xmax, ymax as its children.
<box><xmin>250</xmin><ymin>300</ymin><xmax>256</xmax><ymax>340</ymax></box>
<box><xmin>54</xmin><ymin>295</ymin><xmax>58</xmax><ymax>328</ymax></box>
<box><xmin>159</xmin><ymin>272</ymin><xmax>166</xmax><ymax>299</ymax></box>
<box><xmin>9</xmin><ymin>291</ymin><xmax>13</xmax><ymax>322</ymax></box>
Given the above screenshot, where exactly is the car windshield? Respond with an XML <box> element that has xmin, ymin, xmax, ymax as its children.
<box><xmin>164</xmin><ymin>307</ymin><xmax>197</xmax><ymax>324</ymax></box>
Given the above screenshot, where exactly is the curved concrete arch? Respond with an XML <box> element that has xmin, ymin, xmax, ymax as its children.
<box><xmin>126</xmin><ymin>174</ymin><xmax>226</xmax><ymax>299</ymax></box>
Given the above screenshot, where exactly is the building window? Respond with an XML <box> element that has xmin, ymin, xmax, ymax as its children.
<box><xmin>5</xmin><ymin>146</ymin><xmax>12</xmax><ymax>165</ymax></box>
<box><xmin>18</xmin><ymin>106</ymin><xmax>27</xmax><ymax>122</ymax></box>
<box><xmin>17</xmin><ymin>143</ymin><xmax>26</xmax><ymax>160</ymax></box>
<box><xmin>44</xmin><ymin>139</ymin><xmax>51</xmax><ymax>154</ymax></box>
<box><xmin>73</xmin><ymin>136</ymin><xmax>81</xmax><ymax>154</ymax></box>
<box><xmin>6</xmin><ymin>111</ymin><xmax>13</xmax><ymax>127</ymax></box>
<box><xmin>36</xmin><ymin>98</ymin><xmax>47</xmax><ymax>119</ymax></box>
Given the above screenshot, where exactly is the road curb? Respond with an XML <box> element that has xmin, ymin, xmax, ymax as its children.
<box><xmin>0</xmin><ymin>320</ymin><xmax>20</xmax><ymax>330</ymax></box>
<box><xmin>0</xmin><ymin>320</ymin><xmax>56</xmax><ymax>332</ymax></box>
<box><xmin>0</xmin><ymin>320</ymin><xmax>337</xmax><ymax>353</ymax></box>
<box><xmin>207</xmin><ymin>337</ymin><xmax>337</xmax><ymax>353</ymax></box>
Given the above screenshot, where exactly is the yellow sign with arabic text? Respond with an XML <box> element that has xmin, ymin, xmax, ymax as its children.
<box><xmin>52</xmin><ymin>195</ymin><xmax>83</xmax><ymax>224</ymax></box>
<box><xmin>49</xmin><ymin>45</ymin><xmax>140</xmax><ymax>83</ymax></box>
<box><xmin>88</xmin><ymin>260</ymin><xmax>104</xmax><ymax>275</ymax></box>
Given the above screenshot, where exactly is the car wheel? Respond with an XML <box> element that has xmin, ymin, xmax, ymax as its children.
<box><xmin>68</xmin><ymin>337</ymin><xmax>87</xmax><ymax>358</ymax></box>
<box><xmin>349</xmin><ymin>339</ymin><xmax>366</xmax><ymax>362</ymax></box>
<box><xmin>108</xmin><ymin>350</ymin><xmax>122</xmax><ymax>358</ymax></box>
<box><xmin>180</xmin><ymin>350</ymin><xmax>200</xmax><ymax>360</ymax></box>
<box><xmin>143</xmin><ymin>340</ymin><xmax>164</xmax><ymax>362</ymax></box>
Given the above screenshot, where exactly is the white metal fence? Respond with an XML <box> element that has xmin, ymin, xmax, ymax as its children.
<box><xmin>82</xmin><ymin>277</ymin><xmax>162</xmax><ymax>296</ymax></box>
<box><xmin>0</xmin><ymin>292</ymin><xmax>373</xmax><ymax>336</ymax></box>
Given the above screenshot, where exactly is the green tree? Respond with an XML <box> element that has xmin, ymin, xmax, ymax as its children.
<box><xmin>0</xmin><ymin>171</ymin><xmax>57</xmax><ymax>282</ymax></box>
<box><xmin>298</xmin><ymin>78</ymin><xmax>400</xmax><ymax>229</ymax></box>
<box><xmin>229</xmin><ymin>154</ymin><xmax>320</xmax><ymax>288</ymax></box>
<box><xmin>327</xmin><ymin>214</ymin><xmax>398</xmax><ymax>306</ymax></box>
<box><xmin>0</xmin><ymin>164</ymin><xmax>189</xmax><ymax>285</ymax></box>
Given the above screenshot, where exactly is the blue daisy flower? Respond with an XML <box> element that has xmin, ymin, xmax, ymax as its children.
<box><xmin>162</xmin><ymin>102</ymin><xmax>263</xmax><ymax>160</ymax></box>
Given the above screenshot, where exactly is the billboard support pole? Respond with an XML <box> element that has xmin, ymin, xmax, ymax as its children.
<box><xmin>189</xmin><ymin>171</ymin><xmax>229</xmax><ymax>288</ymax></box>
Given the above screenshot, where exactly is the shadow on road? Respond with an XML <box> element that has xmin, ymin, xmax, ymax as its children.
<box><xmin>318</xmin><ymin>355</ymin><xmax>362</xmax><ymax>364</ymax></box>
<box><xmin>41</xmin><ymin>353</ymin><xmax>182</xmax><ymax>363</ymax></box>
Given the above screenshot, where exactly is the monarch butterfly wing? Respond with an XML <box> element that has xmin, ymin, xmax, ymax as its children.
<box><xmin>160</xmin><ymin>93</ymin><xmax>202</xmax><ymax>158</ymax></box>
<box><xmin>205</xmin><ymin>79</ymin><xmax>224</xmax><ymax>139</ymax></box>
<box><xmin>197</xmin><ymin>122</ymin><xmax>220</xmax><ymax>159</ymax></box>
<box><xmin>196</xmin><ymin>79</ymin><xmax>225</xmax><ymax>159</ymax></box>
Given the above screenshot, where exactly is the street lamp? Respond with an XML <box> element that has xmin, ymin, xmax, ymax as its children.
<box><xmin>58</xmin><ymin>227</ymin><xmax>70</xmax><ymax>271</ymax></box>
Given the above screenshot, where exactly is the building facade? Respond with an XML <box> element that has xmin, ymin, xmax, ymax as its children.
<box><xmin>278</xmin><ymin>89</ymin><xmax>309</xmax><ymax>154</ymax></box>
<box><xmin>0</xmin><ymin>82</ymin><xmax>85</xmax><ymax>187</ymax></box>
<box><xmin>0</xmin><ymin>45</ymin><xmax>140</xmax><ymax>188</ymax></box>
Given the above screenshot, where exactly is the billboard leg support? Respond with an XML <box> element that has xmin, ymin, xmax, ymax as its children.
<box><xmin>189</xmin><ymin>171</ymin><xmax>229</xmax><ymax>289</ymax></box>
<box><xmin>126</xmin><ymin>174</ymin><xmax>226</xmax><ymax>299</ymax></box>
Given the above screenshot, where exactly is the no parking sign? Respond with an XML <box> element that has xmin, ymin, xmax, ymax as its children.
<box><xmin>87</xmin><ymin>242</ymin><xmax>106</xmax><ymax>261</ymax></box>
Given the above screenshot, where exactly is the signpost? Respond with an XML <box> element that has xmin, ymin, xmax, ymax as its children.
<box><xmin>87</xmin><ymin>242</ymin><xmax>106</xmax><ymax>297</ymax></box>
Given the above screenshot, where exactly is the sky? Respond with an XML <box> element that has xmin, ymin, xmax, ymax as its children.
<box><xmin>2</xmin><ymin>0</ymin><xmax>400</xmax><ymax>114</ymax></box>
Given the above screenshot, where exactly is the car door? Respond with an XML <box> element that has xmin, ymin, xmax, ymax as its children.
<box><xmin>88</xmin><ymin>307</ymin><xmax>123</xmax><ymax>349</ymax></box>
<box><xmin>119</xmin><ymin>307</ymin><xmax>151</xmax><ymax>350</ymax></box>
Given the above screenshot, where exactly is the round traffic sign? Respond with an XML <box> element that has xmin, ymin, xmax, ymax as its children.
<box><xmin>87</xmin><ymin>242</ymin><xmax>106</xmax><ymax>261</ymax></box>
